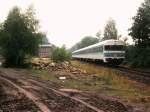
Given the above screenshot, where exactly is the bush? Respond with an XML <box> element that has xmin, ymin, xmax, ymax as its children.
<box><xmin>52</xmin><ymin>47</ymin><xmax>71</xmax><ymax>62</ymax></box>
<box><xmin>126</xmin><ymin>46</ymin><xmax>150</xmax><ymax>68</ymax></box>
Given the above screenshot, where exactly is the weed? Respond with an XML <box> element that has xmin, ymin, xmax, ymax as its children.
<box><xmin>71</xmin><ymin>61</ymin><xmax>150</xmax><ymax>103</ymax></box>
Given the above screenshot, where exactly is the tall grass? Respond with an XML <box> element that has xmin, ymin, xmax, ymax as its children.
<box><xmin>71</xmin><ymin>61</ymin><xmax>150</xmax><ymax>102</ymax></box>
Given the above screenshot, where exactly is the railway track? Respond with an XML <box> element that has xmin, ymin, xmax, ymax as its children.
<box><xmin>112</xmin><ymin>66</ymin><xmax>150</xmax><ymax>84</ymax></box>
<box><xmin>0</xmin><ymin>69</ymin><xmax>104</xmax><ymax>112</ymax></box>
<box><xmin>117</xmin><ymin>66</ymin><xmax>150</xmax><ymax>78</ymax></box>
<box><xmin>73</xmin><ymin>60</ymin><xmax>150</xmax><ymax>84</ymax></box>
<box><xmin>88</xmin><ymin>60</ymin><xmax>150</xmax><ymax>79</ymax></box>
<box><xmin>28</xmin><ymin>79</ymin><xmax>104</xmax><ymax>112</ymax></box>
<box><xmin>107</xmin><ymin>64</ymin><xmax>150</xmax><ymax>83</ymax></box>
<box><xmin>0</xmin><ymin>74</ymin><xmax>51</xmax><ymax>112</ymax></box>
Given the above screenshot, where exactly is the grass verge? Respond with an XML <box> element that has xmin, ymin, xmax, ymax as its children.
<box><xmin>30</xmin><ymin>61</ymin><xmax>150</xmax><ymax>103</ymax></box>
<box><xmin>71</xmin><ymin>61</ymin><xmax>150</xmax><ymax>103</ymax></box>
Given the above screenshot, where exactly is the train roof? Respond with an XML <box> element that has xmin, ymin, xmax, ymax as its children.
<box><xmin>72</xmin><ymin>39</ymin><xmax>125</xmax><ymax>53</ymax></box>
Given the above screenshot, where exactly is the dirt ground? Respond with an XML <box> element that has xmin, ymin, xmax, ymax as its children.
<box><xmin>0</xmin><ymin>75</ymin><xmax>40</xmax><ymax>112</ymax></box>
<box><xmin>0</xmin><ymin>67</ymin><xmax>149</xmax><ymax>112</ymax></box>
<box><xmin>0</xmin><ymin>68</ymin><xmax>97</xmax><ymax>112</ymax></box>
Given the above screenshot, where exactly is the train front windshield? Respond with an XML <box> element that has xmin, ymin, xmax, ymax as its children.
<box><xmin>104</xmin><ymin>45</ymin><xmax>124</xmax><ymax>51</ymax></box>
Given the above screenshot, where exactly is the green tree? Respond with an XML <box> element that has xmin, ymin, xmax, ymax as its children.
<box><xmin>126</xmin><ymin>0</ymin><xmax>150</xmax><ymax>68</ymax></box>
<box><xmin>37</xmin><ymin>32</ymin><xmax>49</xmax><ymax>44</ymax></box>
<box><xmin>80</xmin><ymin>36</ymin><xmax>99</xmax><ymax>48</ymax></box>
<box><xmin>52</xmin><ymin>46</ymin><xmax>71</xmax><ymax>62</ymax></box>
<box><xmin>70</xmin><ymin>36</ymin><xmax>99</xmax><ymax>52</ymax></box>
<box><xmin>126</xmin><ymin>46</ymin><xmax>150</xmax><ymax>67</ymax></box>
<box><xmin>96</xmin><ymin>30</ymin><xmax>102</xmax><ymax>41</ymax></box>
<box><xmin>129</xmin><ymin>0</ymin><xmax>150</xmax><ymax>47</ymax></box>
<box><xmin>103</xmin><ymin>18</ymin><xmax>118</xmax><ymax>40</ymax></box>
<box><xmin>0</xmin><ymin>6</ymin><xmax>42</xmax><ymax>67</ymax></box>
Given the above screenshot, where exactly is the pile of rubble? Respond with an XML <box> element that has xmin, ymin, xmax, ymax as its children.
<box><xmin>31</xmin><ymin>58</ymin><xmax>88</xmax><ymax>75</ymax></box>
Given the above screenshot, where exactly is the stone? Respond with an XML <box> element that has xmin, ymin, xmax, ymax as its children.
<box><xmin>50</xmin><ymin>62</ymin><xmax>56</xmax><ymax>67</ymax></box>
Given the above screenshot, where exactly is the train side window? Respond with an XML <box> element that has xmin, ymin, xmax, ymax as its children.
<box><xmin>95</xmin><ymin>47</ymin><xmax>98</xmax><ymax>52</ymax></box>
<box><xmin>95</xmin><ymin>47</ymin><xmax>97</xmax><ymax>52</ymax></box>
<box><xmin>99</xmin><ymin>46</ymin><xmax>103</xmax><ymax>52</ymax></box>
<box><xmin>90</xmin><ymin>48</ymin><xmax>92</xmax><ymax>53</ymax></box>
<box><xmin>82</xmin><ymin>50</ymin><xmax>84</xmax><ymax>54</ymax></box>
<box><xmin>86</xmin><ymin>49</ymin><xmax>88</xmax><ymax>54</ymax></box>
<box><xmin>88</xmin><ymin>49</ymin><xmax>90</xmax><ymax>53</ymax></box>
<box><xmin>93</xmin><ymin>47</ymin><xmax>96</xmax><ymax>53</ymax></box>
<box><xmin>96</xmin><ymin>47</ymin><xmax>98</xmax><ymax>52</ymax></box>
<box><xmin>92</xmin><ymin>48</ymin><xmax>93</xmax><ymax>53</ymax></box>
<box><xmin>85</xmin><ymin>50</ymin><xmax>87</xmax><ymax>54</ymax></box>
<box><xmin>91</xmin><ymin>48</ymin><xmax>93</xmax><ymax>53</ymax></box>
<box><xmin>88</xmin><ymin>49</ymin><xmax>91</xmax><ymax>53</ymax></box>
<box><xmin>94</xmin><ymin>48</ymin><xmax>96</xmax><ymax>52</ymax></box>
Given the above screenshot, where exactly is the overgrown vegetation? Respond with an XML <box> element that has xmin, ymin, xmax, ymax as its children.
<box><xmin>126</xmin><ymin>46</ymin><xmax>150</xmax><ymax>67</ymax></box>
<box><xmin>71</xmin><ymin>61</ymin><xmax>150</xmax><ymax>102</ymax></box>
<box><xmin>30</xmin><ymin>61</ymin><xmax>150</xmax><ymax>103</ymax></box>
<box><xmin>128</xmin><ymin>0</ymin><xmax>150</xmax><ymax>68</ymax></box>
<box><xmin>52</xmin><ymin>46</ymin><xmax>71</xmax><ymax>62</ymax></box>
<box><xmin>0</xmin><ymin>6</ymin><xmax>44</xmax><ymax>67</ymax></box>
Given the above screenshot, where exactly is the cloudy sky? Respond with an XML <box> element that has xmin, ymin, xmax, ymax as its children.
<box><xmin>0</xmin><ymin>0</ymin><xmax>144</xmax><ymax>48</ymax></box>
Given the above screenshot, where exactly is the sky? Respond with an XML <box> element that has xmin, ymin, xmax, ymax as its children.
<box><xmin>0</xmin><ymin>0</ymin><xmax>144</xmax><ymax>48</ymax></box>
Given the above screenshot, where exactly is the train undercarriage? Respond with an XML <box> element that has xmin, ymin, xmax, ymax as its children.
<box><xmin>73</xmin><ymin>57</ymin><xmax>124</xmax><ymax>65</ymax></box>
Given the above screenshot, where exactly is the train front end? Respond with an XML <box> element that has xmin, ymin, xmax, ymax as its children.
<box><xmin>103</xmin><ymin>40</ymin><xmax>125</xmax><ymax>65</ymax></box>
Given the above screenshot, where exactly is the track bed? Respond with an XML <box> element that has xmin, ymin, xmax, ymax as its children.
<box><xmin>0</xmin><ymin>68</ymin><xmax>132</xmax><ymax>112</ymax></box>
<box><xmin>0</xmin><ymin>78</ymin><xmax>40</xmax><ymax>112</ymax></box>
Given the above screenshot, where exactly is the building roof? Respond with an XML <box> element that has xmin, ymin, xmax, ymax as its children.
<box><xmin>39</xmin><ymin>44</ymin><xmax>53</xmax><ymax>47</ymax></box>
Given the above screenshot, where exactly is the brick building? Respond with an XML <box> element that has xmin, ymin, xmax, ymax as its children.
<box><xmin>38</xmin><ymin>44</ymin><xmax>53</xmax><ymax>58</ymax></box>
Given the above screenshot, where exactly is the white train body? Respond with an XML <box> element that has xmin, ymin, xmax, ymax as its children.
<box><xmin>72</xmin><ymin>39</ymin><xmax>125</xmax><ymax>64</ymax></box>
